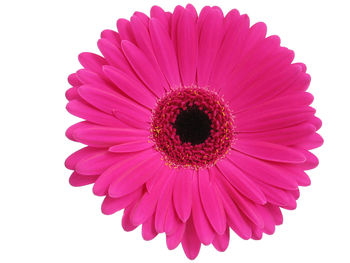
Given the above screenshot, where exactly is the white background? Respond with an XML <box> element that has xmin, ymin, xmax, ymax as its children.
<box><xmin>1</xmin><ymin>0</ymin><xmax>349</xmax><ymax>262</ymax></box>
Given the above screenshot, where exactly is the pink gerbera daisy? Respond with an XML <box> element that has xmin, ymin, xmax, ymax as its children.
<box><xmin>65</xmin><ymin>4</ymin><xmax>323</xmax><ymax>259</ymax></box>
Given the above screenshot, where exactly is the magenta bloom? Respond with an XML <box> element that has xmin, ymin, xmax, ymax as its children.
<box><xmin>65</xmin><ymin>4</ymin><xmax>323</xmax><ymax>259</ymax></box>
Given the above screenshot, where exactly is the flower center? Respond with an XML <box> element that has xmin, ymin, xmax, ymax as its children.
<box><xmin>174</xmin><ymin>105</ymin><xmax>212</xmax><ymax>145</ymax></box>
<box><xmin>150</xmin><ymin>86</ymin><xmax>235</xmax><ymax>169</ymax></box>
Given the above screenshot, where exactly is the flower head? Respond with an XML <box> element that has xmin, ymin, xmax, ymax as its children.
<box><xmin>150</xmin><ymin>86</ymin><xmax>235</xmax><ymax>169</ymax></box>
<box><xmin>65</xmin><ymin>4</ymin><xmax>323</xmax><ymax>259</ymax></box>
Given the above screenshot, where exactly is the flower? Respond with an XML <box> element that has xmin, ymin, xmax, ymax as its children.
<box><xmin>65</xmin><ymin>4</ymin><xmax>323</xmax><ymax>259</ymax></box>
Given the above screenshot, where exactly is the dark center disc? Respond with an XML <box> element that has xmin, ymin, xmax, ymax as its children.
<box><xmin>173</xmin><ymin>105</ymin><xmax>212</xmax><ymax>145</ymax></box>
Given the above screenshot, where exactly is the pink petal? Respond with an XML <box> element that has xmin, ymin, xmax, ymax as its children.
<box><xmin>242</xmin><ymin>33</ymin><xmax>280</xmax><ymax>66</ymax></box>
<box><xmin>77</xmin><ymin>85</ymin><xmax>150</xmax><ymax>123</ymax></box>
<box><xmin>150</xmin><ymin>6</ymin><xmax>170</xmax><ymax>31</ymax></box>
<box><xmin>212</xmin><ymin>6</ymin><xmax>224</xmax><ymax>15</ymax></box>
<box><xmin>216</xmin><ymin>159</ymin><xmax>266</xmax><ymax>204</ymax></box>
<box><xmin>121</xmin><ymin>40</ymin><xmax>166</xmax><ymax>97</ymax></box>
<box><xmin>122</xmin><ymin>202</ymin><xmax>138</xmax><ymax>231</ymax></box>
<box><xmin>293</xmin><ymin>169</ymin><xmax>311</xmax><ymax>186</ymax></box>
<box><xmin>181</xmin><ymin>216</ymin><xmax>201</xmax><ymax>260</ymax></box>
<box><xmin>68</xmin><ymin>73</ymin><xmax>82</xmax><ymax>86</ymax></box>
<box><xmin>142</xmin><ymin>214</ymin><xmax>158</xmax><ymax>241</ymax></box>
<box><xmin>229</xmin><ymin>64</ymin><xmax>305</xmax><ymax>110</ymax></box>
<box><xmin>197</xmin><ymin>6</ymin><xmax>211</xmax><ymax>32</ymax></box>
<box><xmin>132</xmin><ymin>11</ymin><xmax>149</xmax><ymax>26</ymax></box>
<box><xmin>170</xmin><ymin>6</ymin><xmax>185</xmax><ymax>47</ymax></box>
<box><xmin>101</xmin><ymin>189</ymin><xmax>143</xmax><ymax>215</ymax></box>
<box><xmin>227</xmin><ymin>36</ymin><xmax>281</xmax><ymax>97</ymax></box>
<box><xmin>285</xmin><ymin>71</ymin><xmax>311</xmax><ymax>93</ymax></box>
<box><xmin>93</xmin><ymin>149</ymin><xmax>154</xmax><ymax>196</ymax></box>
<box><xmin>173</xmin><ymin>169</ymin><xmax>193</xmax><ymax>222</ymax></box>
<box><xmin>192</xmin><ymin>172</ymin><xmax>215</xmax><ymax>245</ymax></box>
<box><xmin>176</xmin><ymin>8</ymin><xmax>198</xmax><ymax>86</ymax></box>
<box><xmin>150</xmin><ymin>18</ymin><xmax>181</xmax><ymax>87</ymax></box>
<box><xmin>212</xmin><ymin>226</ymin><xmax>230</xmax><ymax>252</ymax></box>
<box><xmin>69</xmin><ymin>172</ymin><xmax>98</xmax><ymax>187</ymax></box>
<box><xmin>65</xmin><ymin>146</ymin><xmax>103</xmax><ymax>170</ymax></box>
<box><xmin>198</xmin><ymin>169</ymin><xmax>226</xmax><ymax>234</ymax></box>
<box><xmin>78</xmin><ymin>52</ymin><xmax>107</xmax><ymax>76</ymax></box>
<box><xmin>216</xmin><ymin>175</ymin><xmax>263</xmax><ymax>228</ymax></box>
<box><xmin>234</xmin><ymin>92</ymin><xmax>314</xmax><ymax>115</ymax></box>
<box><xmin>294</xmin><ymin>62</ymin><xmax>307</xmax><ymax>73</ymax></box>
<box><xmin>129</xmin><ymin>15</ymin><xmax>169</xmax><ymax>90</ymax></box>
<box><xmin>97</xmin><ymin>39</ymin><xmax>137</xmax><ymax>80</ymax></box>
<box><xmin>65</xmin><ymin>87</ymin><xmax>79</xmax><ymax>101</ymax></box>
<box><xmin>280</xmin><ymin>193</ymin><xmax>297</xmax><ymax>210</ymax></box>
<box><xmin>97</xmin><ymin>39</ymin><xmax>132</xmax><ymax>74</ymax></box>
<box><xmin>164</xmin><ymin>12</ymin><xmax>172</xmax><ymax>30</ymax></box>
<box><xmin>253</xmin><ymin>180</ymin><xmax>295</xmax><ymax>207</ymax></box>
<box><xmin>66</xmin><ymin>100</ymin><xmax>128</xmax><ymax>128</ymax></box>
<box><xmin>233</xmin><ymin>139</ymin><xmax>306</xmax><ymax>164</ymax></box>
<box><xmin>266</xmin><ymin>203</ymin><xmax>283</xmax><ymax>225</ymax></box>
<box><xmin>197</xmin><ymin>9</ymin><xmax>224</xmax><ymax>87</ymax></box>
<box><xmin>155</xmin><ymin>172</ymin><xmax>176</xmax><ymax>233</ymax></box>
<box><xmin>73</xmin><ymin>125</ymin><xmax>149</xmax><ymax>148</ymax></box>
<box><xmin>215</xmin><ymin>174</ymin><xmax>252</xmax><ymax>239</ymax></box>
<box><xmin>294</xmin><ymin>133</ymin><xmax>324</xmax><ymax>150</ymax></box>
<box><xmin>225</xmin><ymin>35</ymin><xmax>282</xmax><ymax>104</ymax></box>
<box><xmin>185</xmin><ymin>4</ymin><xmax>198</xmax><ymax>19</ymax></box>
<box><xmin>100</xmin><ymin>29</ymin><xmax>121</xmax><ymax>48</ymax></box>
<box><xmin>116</xmin><ymin>18</ymin><xmax>136</xmax><ymax>43</ymax></box>
<box><xmin>310</xmin><ymin>116</ymin><xmax>322</xmax><ymax>131</ymax></box>
<box><xmin>108</xmin><ymin>140</ymin><xmax>152</xmax><ymax>153</ymax></box>
<box><xmin>251</xmin><ymin>225</ymin><xmax>263</xmax><ymax>240</ymax></box>
<box><xmin>275</xmin><ymin>164</ymin><xmax>312</xmax><ymax>187</ymax></box>
<box><xmin>237</xmin><ymin>123</ymin><xmax>316</xmax><ymax>146</ymax></box>
<box><xmin>225</xmin><ymin>49</ymin><xmax>296</xmax><ymax>105</ymax></box>
<box><xmin>210</xmin><ymin>12</ymin><xmax>250</xmax><ymax>92</ymax></box>
<box><xmin>146</xmin><ymin>164</ymin><xmax>172</xmax><ymax>193</ymax></box>
<box><xmin>103</xmin><ymin>65</ymin><xmax>157</xmax><ymax>109</ymax></box>
<box><xmin>228</xmin><ymin>150</ymin><xmax>298</xmax><ymax>190</ymax></box>
<box><xmin>240</xmin><ymin>22</ymin><xmax>267</xmax><ymax>55</ymax></box>
<box><xmin>166</xmin><ymin>222</ymin><xmax>185</xmax><ymax>250</ymax></box>
<box><xmin>65</xmin><ymin>121</ymin><xmax>92</xmax><ymax>141</ymax></box>
<box><xmin>112</xmin><ymin>110</ymin><xmax>149</xmax><ymax>130</ymax></box>
<box><xmin>290</xmin><ymin>189</ymin><xmax>300</xmax><ymax>199</ymax></box>
<box><xmin>164</xmin><ymin>197</ymin><xmax>183</xmax><ymax>235</ymax></box>
<box><xmin>76</xmin><ymin>69</ymin><xmax>109</xmax><ymax>86</ymax></box>
<box><xmin>235</xmin><ymin>106</ymin><xmax>316</xmax><ymax>133</ymax></box>
<box><xmin>130</xmin><ymin>173</ymin><xmax>168</xmax><ymax>226</ymax></box>
<box><xmin>75</xmin><ymin>150</ymin><xmax>134</xmax><ymax>175</ymax></box>
<box><xmin>129</xmin><ymin>15</ymin><xmax>154</xmax><ymax>56</ymax></box>
<box><xmin>108</xmin><ymin>151</ymin><xmax>162</xmax><ymax>198</ymax></box>
<box><xmin>294</xmin><ymin>149</ymin><xmax>319</xmax><ymax>170</ymax></box>
<box><xmin>76</xmin><ymin>70</ymin><xmax>117</xmax><ymax>91</ymax></box>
